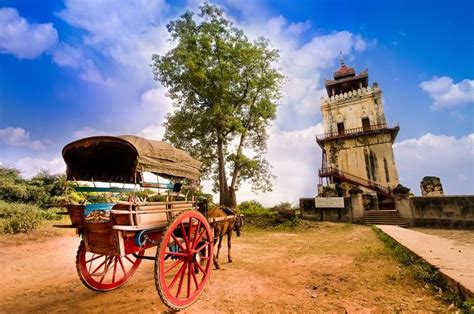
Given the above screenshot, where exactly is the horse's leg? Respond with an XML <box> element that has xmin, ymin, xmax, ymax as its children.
<box><xmin>227</xmin><ymin>230</ymin><xmax>232</xmax><ymax>263</ymax></box>
<box><xmin>213</xmin><ymin>234</ymin><xmax>223</xmax><ymax>269</ymax></box>
<box><xmin>216</xmin><ymin>235</ymin><xmax>223</xmax><ymax>259</ymax></box>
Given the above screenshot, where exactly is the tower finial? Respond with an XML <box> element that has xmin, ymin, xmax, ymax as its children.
<box><xmin>339</xmin><ymin>51</ymin><xmax>345</xmax><ymax>66</ymax></box>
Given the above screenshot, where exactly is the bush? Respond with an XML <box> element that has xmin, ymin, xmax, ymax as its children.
<box><xmin>238</xmin><ymin>200</ymin><xmax>272</xmax><ymax>216</ymax></box>
<box><xmin>0</xmin><ymin>201</ymin><xmax>42</xmax><ymax>234</ymax></box>
<box><xmin>39</xmin><ymin>207</ymin><xmax>64</xmax><ymax>221</ymax></box>
<box><xmin>0</xmin><ymin>166</ymin><xmax>77</xmax><ymax>207</ymax></box>
<box><xmin>270</xmin><ymin>201</ymin><xmax>293</xmax><ymax>212</ymax></box>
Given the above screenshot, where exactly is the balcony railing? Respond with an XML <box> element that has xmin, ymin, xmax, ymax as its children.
<box><xmin>316</xmin><ymin>123</ymin><xmax>399</xmax><ymax>142</ymax></box>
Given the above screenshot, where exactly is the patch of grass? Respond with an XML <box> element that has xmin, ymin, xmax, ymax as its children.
<box><xmin>243</xmin><ymin>212</ymin><xmax>311</xmax><ymax>231</ymax></box>
<box><xmin>355</xmin><ymin>245</ymin><xmax>389</xmax><ymax>262</ymax></box>
<box><xmin>373</xmin><ymin>226</ymin><xmax>473</xmax><ymax>312</ymax></box>
<box><xmin>39</xmin><ymin>207</ymin><xmax>64</xmax><ymax>221</ymax></box>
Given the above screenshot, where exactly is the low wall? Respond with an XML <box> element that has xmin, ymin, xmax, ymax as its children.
<box><xmin>299</xmin><ymin>197</ymin><xmax>352</xmax><ymax>222</ymax></box>
<box><xmin>409</xmin><ymin>196</ymin><xmax>474</xmax><ymax>228</ymax></box>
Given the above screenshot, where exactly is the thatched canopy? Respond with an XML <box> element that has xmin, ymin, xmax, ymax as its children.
<box><xmin>62</xmin><ymin>135</ymin><xmax>201</xmax><ymax>183</ymax></box>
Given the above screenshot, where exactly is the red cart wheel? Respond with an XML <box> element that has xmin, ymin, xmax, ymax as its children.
<box><xmin>155</xmin><ymin>210</ymin><xmax>213</xmax><ymax>311</ymax></box>
<box><xmin>76</xmin><ymin>241</ymin><xmax>143</xmax><ymax>291</ymax></box>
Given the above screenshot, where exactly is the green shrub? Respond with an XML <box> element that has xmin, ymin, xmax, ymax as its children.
<box><xmin>39</xmin><ymin>207</ymin><xmax>64</xmax><ymax>221</ymax></box>
<box><xmin>238</xmin><ymin>200</ymin><xmax>272</xmax><ymax>216</ymax></box>
<box><xmin>0</xmin><ymin>201</ymin><xmax>42</xmax><ymax>234</ymax></box>
<box><xmin>270</xmin><ymin>201</ymin><xmax>293</xmax><ymax>212</ymax></box>
<box><xmin>0</xmin><ymin>166</ymin><xmax>76</xmax><ymax>207</ymax></box>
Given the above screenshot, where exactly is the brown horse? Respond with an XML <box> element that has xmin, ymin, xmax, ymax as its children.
<box><xmin>207</xmin><ymin>206</ymin><xmax>243</xmax><ymax>269</ymax></box>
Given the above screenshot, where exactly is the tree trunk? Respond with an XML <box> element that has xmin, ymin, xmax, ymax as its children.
<box><xmin>228</xmin><ymin>130</ymin><xmax>247</xmax><ymax>209</ymax></box>
<box><xmin>229</xmin><ymin>186</ymin><xmax>237</xmax><ymax>208</ymax></box>
<box><xmin>217</xmin><ymin>135</ymin><xmax>231</xmax><ymax>207</ymax></box>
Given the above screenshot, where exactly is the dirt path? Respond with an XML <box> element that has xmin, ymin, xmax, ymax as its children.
<box><xmin>0</xmin><ymin>223</ymin><xmax>451</xmax><ymax>313</ymax></box>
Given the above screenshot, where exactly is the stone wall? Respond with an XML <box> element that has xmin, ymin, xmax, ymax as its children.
<box><xmin>409</xmin><ymin>196</ymin><xmax>474</xmax><ymax>228</ymax></box>
<box><xmin>299</xmin><ymin>197</ymin><xmax>352</xmax><ymax>222</ymax></box>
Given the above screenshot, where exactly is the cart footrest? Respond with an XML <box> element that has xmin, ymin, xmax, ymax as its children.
<box><xmin>53</xmin><ymin>224</ymin><xmax>77</xmax><ymax>228</ymax></box>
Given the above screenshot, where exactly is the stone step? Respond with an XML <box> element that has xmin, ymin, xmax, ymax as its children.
<box><xmin>364</xmin><ymin>210</ymin><xmax>408</xmax><ymax>226</ymax></box>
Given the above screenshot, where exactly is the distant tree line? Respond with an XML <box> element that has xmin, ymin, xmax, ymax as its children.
<box><xmin>0</xmin><ymin>166</ymin><xmax>73</xmax><ymax>207</ymax></box>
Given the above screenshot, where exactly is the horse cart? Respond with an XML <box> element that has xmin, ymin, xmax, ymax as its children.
<box><xmin>57</xmin><ymin>135</ymin><xmax>234</xmax><ymax>310</ymax></box>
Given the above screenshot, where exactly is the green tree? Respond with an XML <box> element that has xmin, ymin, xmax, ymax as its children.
<box><xmin>152</xmin><ymin>3</ymin><xmax>283</xmax><ymax>207</ymax></box>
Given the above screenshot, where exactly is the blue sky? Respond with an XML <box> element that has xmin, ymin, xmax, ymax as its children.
<box><xmin>1</xmin><ymin>0</ymin><xmax>473</xmax><ymax>204</ymax></box>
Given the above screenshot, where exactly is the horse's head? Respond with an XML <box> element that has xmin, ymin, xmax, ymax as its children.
<box><xmin>234</xmin><ymin>215</ymin><xmax>244</xmax><ymax>237</ymax></box>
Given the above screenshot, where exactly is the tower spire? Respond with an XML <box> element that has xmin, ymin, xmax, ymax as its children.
<box><xmin>339</xmin><ymin>51</ymin><xmax>345</xmax><ymax>66</ymax></box>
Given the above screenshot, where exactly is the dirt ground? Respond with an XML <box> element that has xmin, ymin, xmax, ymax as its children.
<box><xmin>0</xmin><ymin>222</ymin><xmax>453</xmax><ymax>313</ymax></box>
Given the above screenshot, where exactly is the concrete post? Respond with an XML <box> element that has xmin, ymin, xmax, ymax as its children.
<box><xmin>393</xmin><ymin>184</ymin><xmax>414</xmax><ymax>226</ymax></box>
<box><xmin>349</xmin><ymin>187</ymin><xmax>364</xmax><ymax>223</ymax></box>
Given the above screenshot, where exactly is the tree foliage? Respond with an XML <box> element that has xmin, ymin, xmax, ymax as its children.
<box><xmin>152</xmin><ymin>3</ymin><xmax>283</xmax><ymax>207</ymax></box>
<box><xmin>0</xmin><ymin>166</ymin><xmax>82</xmax><ymax>207</ymax></box>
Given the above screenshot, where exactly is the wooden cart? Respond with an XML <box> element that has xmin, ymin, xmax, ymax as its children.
<box><xmin>58</xmin><ymin>135</ymin><xmax>221</xmax><ymax>310</ymax></box>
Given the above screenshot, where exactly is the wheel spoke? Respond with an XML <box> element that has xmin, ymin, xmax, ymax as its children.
<box><xmin>99</xmin><ymin>256</ymin><xmax>112</xmax><ymax>283</ymax></box>
<box><xmin>191</xmin><ymin>263</ymin><xmax>199</xmax><ymax>289</ymax></box>
<box><xmin>171</xmin><ymin>234</ymin><xmax>187</xmax><ymax>253</ymax></box>
<box><xmin>86</xmin><ymin>254</ymin><xmax>102</xmax><ymax>264</ymax></box>
<box><xmin>175</xmin><ymin>262</ymin><xmax>187</xmax><ymax>298</ymax></box>
<box><xmin>180</xmin><ymin>222</ymin><xmax>190</xmax><ymax>250</ymax></box>
<box><xmin>195</xmin><ymin>260</ymin><xmax>206</xmax><ymax>274</ymax></box>
<box><xmin>169</xmin><ymin>262</ymin><xmax>186</xmax><ymax>290</ymax></box>
<box><xmin>91</xmin><ymin>257</ymin><xmax>108</xmax><ymax>275</ymax></box>
<box><xmin>187</xmin><ymin>217</ymin><xmax>193</xmax><ymax>245</ymax></box>
<box><xmin>165</xmin><ymin>259</ymin><xmax>183</xmax><ymax>274</ymax></box>
<box><xmin>124</xmin><ymin>255</ymin><xmax>135</xmax><ymax>264</ymax></box>
<box><xmin>191</xmin><ymin>221</ymin><xmax>201</xmax><ymax>249</ymax></box>
<box><xmin>112</xmin><ymin>257</ymin><xmax>118</xmax><ymax>283</ymax></box>
<box><xmin>88</xmin><ymin>254</ymin><xmax>101</xmax><ymax>273</ymax></box>
<box><xmin>118</xmin><ymin>257</ymin><xmax>126</xmax><ymax>276</ymax></box>
<box><xmin>165</xmin><ymin>251</ymin><xmax>188</xmax><ymax>258</ymax></box>
<box><xmin>194</xmin><ymin>240</ymin><xmax>209</xmax><ymax>253</ymax></box>
<box><xmin>187</xmin><ymin>262</ymin><xmax>192</xmax><ymax>298</ymax></box>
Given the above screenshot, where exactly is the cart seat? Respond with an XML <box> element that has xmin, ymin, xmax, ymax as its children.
<box><xmin>84</xmin><ymin>203</ymin><xmax>115</xmax><ymax>223</ymax></box>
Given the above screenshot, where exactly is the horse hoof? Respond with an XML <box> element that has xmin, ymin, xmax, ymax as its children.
<box><xmin>228</xmin><ymin>259</ymin><xmax>233</xmax><ymax>263</ymax></box>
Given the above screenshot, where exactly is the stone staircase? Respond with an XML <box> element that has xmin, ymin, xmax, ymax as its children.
<box><xmin>364</xmin><ymin>210</ymin><xmax>408</xmax><ymax>227</ymax></box>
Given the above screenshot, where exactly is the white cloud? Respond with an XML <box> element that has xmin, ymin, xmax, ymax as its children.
<box><xmin>51</xmin><ymin>43</ymin><xmax>113</xmax><ymax>85</ymax></box>
<box><xmin>135</xmin><ymin>87</ymin><xmax>173</xmax><ymax>141</ymax></box>
<box><xmin>57</xmin><ymin>0</ymin><xmax>172</xmax><ymax>72</ymax></box>
<box><xmin>0</xmin><ymin>7</ymin><xmax>58</xmax><ymax>59</ymax></box>
<box><xmin>51</xmin><ymin>43</ymin><xmax>82</xmax><ymax>67</ymax></box>
<box><xmin>16</xmin><ymin>157</ymin><xmax>65</xmax><ymax>178</ymax></box>
<box><xmin>394</xmin><ymin>133</ymin><xmax>474</xmax><ymax>195</ymax></box>
<box><xmin>72</xmin><ymin>127</ymin><xmax>107</xmax><ymax>139</ymax></box>
<box><xmin>79</xmin><ymin>59</ymin><xmax>114</xmax><ymax>85</ymax></box>
<box><xmin>236</xmin><ymin>13</ymin><xmax>368</xmax><ymax>128</ymax></box>
<box><xmin>140</xmin><ymin>86</ymin><xmax>173</xmax><ymax>113</ymax></box>
<box><xmin>233</xmin><ymin>123</ymin><xmax>324</xmax><ymax>206</ymax></box>
<box><xmin>137</xmin><ymin>124</ymin><xmax>165</xmax><ymax>141</ymax></box>
<box><xmin>0</xmin><ymin>127</ymin><xmax>45</xmax><ymax>150</ymax></box>
<box><xmin>419</xmin><ymin>76</ymin><xmax>474</xmax><ymax>110</ymax></box>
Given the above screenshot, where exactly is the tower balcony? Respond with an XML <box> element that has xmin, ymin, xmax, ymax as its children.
<box><xmin>316</xmin><ymin>123</ymin><xmax>400</xmax><ymax>147</ymax></box>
